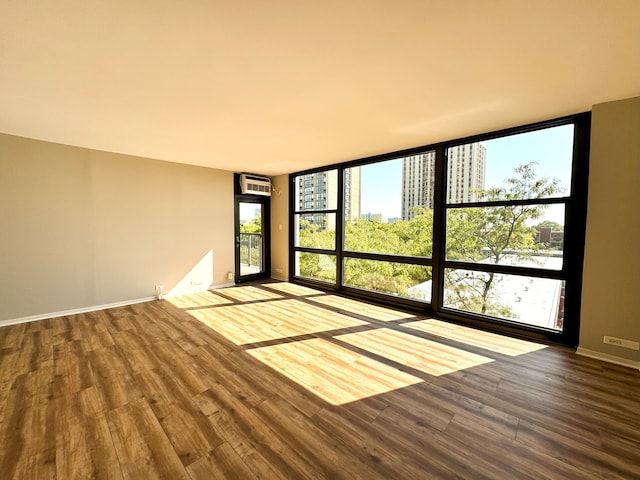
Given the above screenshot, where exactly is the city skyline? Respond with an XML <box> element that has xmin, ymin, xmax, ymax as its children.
<box><xmin>401</xmin><ymin>142</ymin><xmax>486</xmax><ymax>220</ymax></box>
<box><xmin>295</xmin><ymin>168</ymin><xmax>361</xmax><ymax>228</ymax></box>
<box><xmin>358</xmin><ymin>124</ymin><xmax>574</xmax><ymax>224</ymax></box>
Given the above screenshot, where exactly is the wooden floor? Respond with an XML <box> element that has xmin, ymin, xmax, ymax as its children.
<box><xmin>1</xmin><ymin>281</ymin><xmax>638</xmax><ymax>479</ymax></box>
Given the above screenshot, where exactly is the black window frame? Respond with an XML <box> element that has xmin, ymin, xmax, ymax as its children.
<box><xmin>288</xmin><ymin>113</ymin><xmax>590</xmax><ymax>346</ymax></box>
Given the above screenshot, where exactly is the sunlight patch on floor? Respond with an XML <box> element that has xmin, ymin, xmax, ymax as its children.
<box><xmin>213</xmin><ymin>285</ymin><xmax>285</xmax><ymax>302</ymax></box>
<box><xmin>404</xmin><ymin>319</ymin><xmax>547</xmax><ymax>356</ymax></box>
<box><xmin>307</xmin><ymin>295</ymin><xmax>415</xmax><ymax>322</ymax></box>
<box><xmin>337</xmin><ymin>328</ymin><xmax>494</xmax><ymax>376</ymax></box>
<box><xmin>166</xmin><ymin>291</ymin><xmax>233</xmax><ymax>309</ymax></box>
<box><xmin>187</xmin><ymin>299</ymin><xmax>367</xmax><ymax>345</ymax></box>
<box><xmin>260</xmin><ymin>282</ymin><xmax>323</xmax><ymax>297</ymax></box>
<box><xmin>247</xmin><ymin>338</ymin><xmax>423</xmax><ymax>405</ymax></box>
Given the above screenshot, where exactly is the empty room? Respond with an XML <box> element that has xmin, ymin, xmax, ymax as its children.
<box><xmin>1</xmin><ymin>1</ymin><xmax>639</xmax><ymax>479</ymax></box>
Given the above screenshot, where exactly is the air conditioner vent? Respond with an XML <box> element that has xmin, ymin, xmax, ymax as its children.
<box><xmin>240</xmin><ymin>174</ymin><xmax>271</xmax><ymax>196</ymax></box>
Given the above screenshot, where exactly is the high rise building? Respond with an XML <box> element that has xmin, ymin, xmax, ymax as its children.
<box><xmin>401</xmin><ymin>143</ymin><xmax>486</xmax><ymax>220</ymax></box>
<box><xmin>296</xmin><ymin>167</ymin><xmax>361</xmax><ymax>228</ymax></box>
<box><xmin>402</xmin><ymin>152</ymin><xmax>436</xmax><ymax>220</ymax></box>
<box><xmin>343</xmin><ymin>167</ymin><xmax>361</xmax><ymax>222</ymax></box>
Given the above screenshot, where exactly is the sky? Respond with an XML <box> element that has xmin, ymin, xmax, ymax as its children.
<box><xmin>359</xmin><ymin>124</ymin><xmax>574</xmax><ymax>224</ymax></box>
<box><xmin>239</xmin><ymin>202</ymin><xmax>262</xmax><ymax>223</ymax></box>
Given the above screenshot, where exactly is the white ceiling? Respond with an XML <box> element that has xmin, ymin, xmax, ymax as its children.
<box><xmin>1</xmin><ymin>1</ymin><xmax>639</xmax><ymax>176</ymax></box>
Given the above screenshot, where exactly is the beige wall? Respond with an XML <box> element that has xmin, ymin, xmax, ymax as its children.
<box><xmin>579</xmin><ymin>96</ymin><xmax>640</xmax><ymax>365</ymax></box>
<box><xmin>270</xmin><ymin>174</ymin><xmax>289</xmax><ymax>281</ymax></box>
<box><xmin>0</xmin><ymin>133</ymin><xmax>234</xmax><ymax>322</ymax></box>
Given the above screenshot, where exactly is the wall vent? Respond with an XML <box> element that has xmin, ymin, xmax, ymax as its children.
<box><xmin>240</xmin><ymin>174</ymin><xmax>271</xmax><ymax>196</ymax></box>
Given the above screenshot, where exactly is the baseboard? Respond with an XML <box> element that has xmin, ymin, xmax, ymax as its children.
<box><xmin>576</xmin><ymin>347</ymin><xmax>640</xmax><ymax>372</ymax></box>
<box><xmin>271</xmin><ymin>274</ymin><xmax>287</xmax><ymax>282</ymax></box>
<box><xmin>0</xmin><ymin>280</ymin><xmax>245</xmax><ymax>328</ymax></box>
<box><xmin>0</xmin><ymin>296</ymin><xmax>156</xmax><ymax>328</ymax></box>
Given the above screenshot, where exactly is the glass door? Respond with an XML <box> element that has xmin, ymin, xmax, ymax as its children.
<box><xmin>235</xmin><ymin>199</ymin><xmax>270</xmax><ymax>282</ymax></box>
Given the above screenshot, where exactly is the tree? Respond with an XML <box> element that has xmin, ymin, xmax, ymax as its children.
<box><xmin>297</xmin><ymin>218</ymin><xmax>336</xmax><ymax>281</ymax></box>
<box><xmin>239</xmin><ymin>217</ymin><xmax>262</xmax><ymax>266</ymax></box>
<box><xmin>445</xmin><ymin>162</ymin><xmax>561</xmax><ymax>316</ymax></box>
<box><xmin>296</xmin><ymin>162</ymin><xmax>560</xmax><ymax>319</ymax></box>
<box><xmin>239</xmin><ymin>216</ymin><xmax>261</xmax><ymax>233</ymax></box>
<box><xmin>298</xmin><ymin>212</ymin><xmax>434</xmax><ymax>293</ymax></box>
<box><xmin>535</xmin><ymin>220</ymin><xmax>563</xmax><ymax>231</ymax></box>
<box><xmin>342</xmin><ymin>209</ymin><xmax>433</xmax><ymax>297</ymax></box>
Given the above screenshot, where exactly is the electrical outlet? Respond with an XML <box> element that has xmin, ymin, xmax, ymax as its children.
<box><xmin>275</xmin><ymin>268</ymin><xmax>283</xmax><ymax>273</ymax></box>
<box><xmin>227</xmin><ymin>272</ymin><xmax>234</xmax><ymax>280</ymax></box>
<box><xmin>190</xmin><ymin>280</ymin><xmax>202</xmax><ymax>286</ymax></box>
<box><xmin>155</xmin><ymin>284</ymin><xmax>164</xmax><ymax>300</ymax></box>
<box><xmin>603</xmin><ymin>336</ymin><xmax>640</xmax><ymax>350</ymax></box>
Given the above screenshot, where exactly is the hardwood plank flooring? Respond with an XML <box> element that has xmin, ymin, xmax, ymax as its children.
<box><xmin>0</xmin><ymin>280</ymin><xmax>638</xmax><ymax>479</ymax></box>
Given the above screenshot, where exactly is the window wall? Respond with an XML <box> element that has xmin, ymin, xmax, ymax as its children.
<box><xmin>290</xmin><ymin>114</ymin><xmax>590</xmax><ymax>345</ymax></box>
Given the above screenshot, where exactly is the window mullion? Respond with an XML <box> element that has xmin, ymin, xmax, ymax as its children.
<box><xmin>336</xmin><ymin>166</ymin><xmax>345</xmax><ymax>288</ymax></box>
<box><xmin>431</xmin><ymin>145</ymin><xmax>447</xmax><ymax>313</ymax></box>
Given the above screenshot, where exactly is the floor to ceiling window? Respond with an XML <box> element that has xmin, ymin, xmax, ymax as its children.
<box><xmin>289</xmin><ymin>114</ymin><xmax>590</xmax><ymax>346</ymax></box>
<box><xmin>342</xmin><ymin>155</ymin><xmax>434</xmax><ymax>302</ymax></box>
<box><xmin>292</xmin><ymin>169</ymin><xmax>339</xmax><ymax>283</ymax></box>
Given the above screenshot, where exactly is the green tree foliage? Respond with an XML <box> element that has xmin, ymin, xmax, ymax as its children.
<box><xmin>445</xmin><ymin>162</ymin><xmax>561</xmax><ymax>316</ymax></box>
<box><xmin>342</xmin><ymin>209</ymin><xmax>433</xmax><ymax>298</ymax></box>
<box><xmin>298</xmin><ymin>251</ymin><xmax>336</xmax><ymax>282</ymax></box>
<box><xmin>296</xmin><ymin>218</ymin><xmax>336</xmax><ymax>282</ymax></box>
<box><xmin>239</xmin><ymin>217</ymin><xmax>262</xmax><ymax>265</ymax></box>
<box><xmin>297</xmin><ymin>218</ymin><xmax>334</xmax><ymax>249</ymax></box>
<box><xmin>239</xmin><ymin>216</ymin><xmax>261</xmax><ymax>233</ymax></box>
<box><xmin>297</xmin><ymin>210</ymin><xmax>434</xmax><ymax>297</ymax></box>
<box><xmin>297</xmin><ymin>162</ymin><xmax>559</xmax><ymax>318</ymax></box>
<box><xmin>535</xmin><ymin>220</ymin><xmax>564</xmax><ymax>230</ymax></box>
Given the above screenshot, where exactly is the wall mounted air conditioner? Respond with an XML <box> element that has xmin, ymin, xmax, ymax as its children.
<box><xmin>240</xmin><ymin>173</ymin><xmax>272</xmax><ymax>196</ymax></box>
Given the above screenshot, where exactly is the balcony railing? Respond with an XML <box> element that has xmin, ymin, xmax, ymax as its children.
<box><xmin>239</xmin><ymin>232</ymin><xmax>262</xmax><ymax>274</ymax></box>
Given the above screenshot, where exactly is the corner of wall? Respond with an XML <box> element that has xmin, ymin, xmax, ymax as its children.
<box><xmin>270</xmin><ymin>174</ymin><xmax>289</xmax><ymax>280</ymax></box>
<box><xmin>579</xmin><ymin>96</ymin><xmax>640</xmax><ymax>367</ymax></box>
